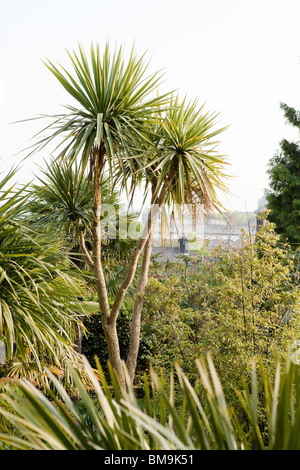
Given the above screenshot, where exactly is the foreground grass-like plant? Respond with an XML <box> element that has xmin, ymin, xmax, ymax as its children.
<box><xmin>0</xmin><ymin>169</ymin><xmax>90</xmax><ymax>386</ymax></box>
<box><xmin>1</xmin><ymin>353</ymin><xmax>300</xmax><ymax>450</ymax></box>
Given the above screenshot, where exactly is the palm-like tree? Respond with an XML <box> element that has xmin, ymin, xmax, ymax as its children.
<box><xmin>27</xmin><ymin>159</ymin><xmax>138</xmax><ymax>289</ymax></box>
<box><xmin>27</xmin><ymin>43</ymin><xmax>229</xmax><ymax>385</ymax></box>
<box><xmin>125</xmin><ymin>96</ymin><xmax>229</xmax><ymax>379</ymax></box>
<box><xmin>0</xmin><ymin>169</ymin><xmax>89</xmax><ymax>387</ymax></box>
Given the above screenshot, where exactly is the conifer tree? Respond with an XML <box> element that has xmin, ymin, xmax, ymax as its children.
<box><xmin>266</xmin><ymin>102</ymin><xmax>300</xmax><ymax>247</ymax></box>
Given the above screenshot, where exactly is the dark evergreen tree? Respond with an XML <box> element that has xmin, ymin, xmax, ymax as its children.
<box><xmin>265</xmin><ymin>102</ymin><xmax>300</xmax><ymax>247</ymax></box>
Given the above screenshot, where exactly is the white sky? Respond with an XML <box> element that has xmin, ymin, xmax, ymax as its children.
<box><xmin>1</xmin><ymin>0</ymin><xmax>300</xmax><ymax>212</ymax></box>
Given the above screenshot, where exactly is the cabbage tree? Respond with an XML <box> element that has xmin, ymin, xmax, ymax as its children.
<box><xmin>27</xmin><ymin>43</ymin><xmax>229</xmax><ymax>385</ymax></box>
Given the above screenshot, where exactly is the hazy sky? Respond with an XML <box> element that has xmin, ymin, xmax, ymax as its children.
<box><xmin>1</xmin><ymin>0</ymin><xmax>300</xmax><ymax>212</ymax></box>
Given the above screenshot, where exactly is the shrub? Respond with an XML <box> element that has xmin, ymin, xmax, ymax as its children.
<box><xmin>141</xmin><ymin>216</ymin><xmax>300</xmax><ymax>418</ymax></box>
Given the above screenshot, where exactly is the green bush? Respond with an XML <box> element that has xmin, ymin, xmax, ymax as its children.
<box><xmin>141</xmin><ymin>216</ymin><xmax>300</xmax><ymax>419</ymax></box>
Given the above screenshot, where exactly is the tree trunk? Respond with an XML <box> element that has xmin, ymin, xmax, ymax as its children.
<box><xmin>92</xmin><ymin>143</ymin><xmax>125</xmax><ymax>386</ymax></box>
<box><xmin>74</xmin><ymin>324</ymin><xmax>83</xmax><ymax>354</ymax></box>
<box><xmin>126</xmin><ymin>233</ymin><xmax>153</xmax><ymax>381</ymax></box>
<box><xmin>82</xmin><ymin>148</ymin><xmax>176</xmax><ymax>387</ymax></box>
<box><xmin>126</xmin><ymin>183</ymin><xmax>158</xmax><ymax>381</ymax></box>
<box><xmin>110</xmin><ymin>169</ymin><xmax>176</xmax><ymax>325</ymax></box>
<box><xmin>111</xmin><ymin>169</ymin><xmax>176</xmax><ymax>383</ymax></box>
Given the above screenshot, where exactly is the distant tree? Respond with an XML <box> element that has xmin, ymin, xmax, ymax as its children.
<box><xmin>266</xmin><ymin>102</ymin><xmax>300</xmax><ymax>247</ymax></box>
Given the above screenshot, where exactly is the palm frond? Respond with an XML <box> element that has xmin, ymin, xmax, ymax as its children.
<box><xmin>28</xmin><ymin>43</ymin><xmax>172</xmax><ymax>183</ymax></box>
<box><xmin>2</xmin><ymin>354</ymin><xmax>300</xmax><ymax>450</ymax></box>
<box><xmin>0</xmin><ymin>170</ymin><xmax>90</xmax><ymax>388</ymax></box>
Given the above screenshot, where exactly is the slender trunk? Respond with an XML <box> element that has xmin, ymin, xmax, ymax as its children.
<box><xmin>92</xmin><ymin>144</ymin><xmax>125</xmax><ymax>386</ymax></box>
<box><xmin>110</xmin><ymin>168</ymin><xmax>176</xmax><ymax>325</ymax></box>
<box><xmin>80</xmin><ymin>152</ymin><xmax>176</xmax><ymax>386</ymax></box>
<box><xmin>126</xmin><ymin>233</ymin><xmax>153</xmax><ymax>381</ymax></box>
<box><xmin>74</xmin><ymin>324</ymin><xmax>83</xmax><ymax>354</ymax></box>
<box><xmin>126</xmin><ymin>183</ymin><xmax>158</xmax><ymax>381</ymax></box>
<box><xmin>240</xmin><ymin>259</ymin><xmax>247</xmax><ymax>342</ymax></box>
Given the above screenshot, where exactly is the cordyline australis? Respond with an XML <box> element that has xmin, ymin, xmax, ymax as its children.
<box><xmin>24</xmin><ymin>42</ymin><xmax>229</xmax><ymax>386</ymax></box>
